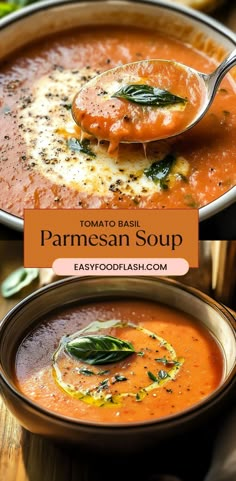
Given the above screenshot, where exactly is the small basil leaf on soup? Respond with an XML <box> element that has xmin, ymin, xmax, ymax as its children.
<box><xmin>147</xmin><ymin>371</ymin><xmax>158</xmax><ymax>382</ymax></box>
<box><xmin>111</xmin><ymin>374</ymin><xmax>128</xmax><ymax>384</ymax></box>
<box><xmin>144</xmin><ymin>153</ymin><xmax>176</xmax><ymax>190</ymax></box>
<box><xmin>158</xmin><ymin>370</ymin><xmax>169</xmax><ymax>380</ymax></box>
<box><xmin>78</xmin><ymin>368</ymin><xmax>95</xmax><ymax>376</ymax></box>
<box><xmin>65</xmin><ymin>334</ymin><xmax>135</xmax><ymax>365</ymax></box>
<box><xmin>155</xmin><ymin>357</ymin><xmax>180</xmax><ymax>366</ymax></box>
<box><xmin>112</xmin><ymin>84</ymin><xmax>187</xmax><ymax>107</ymax></box>
<box><xmin>61</xmin><ymin>103</ymin><xmax>72</xmax><ymax>111</ymax></box>
<box><xmin>67</xmin><ymin>137</ymin><xmax>96</xmax><ymax>157</ymax></box>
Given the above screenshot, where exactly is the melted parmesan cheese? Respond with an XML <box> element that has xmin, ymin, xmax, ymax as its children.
<box><xmin>18</xmin><ymin>68</ymin><xmax>189</xmax><ymax>198</ymax></box>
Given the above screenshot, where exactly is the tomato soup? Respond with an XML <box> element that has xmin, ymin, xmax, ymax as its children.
<box><xmin>15</xmin><ymin>299</ymin><xmax>223</xmax><ymax>424</ymax></box>
<box><xmin>0</xmin><ymin>26</ymin><xmax>236</xmax><ymax>216</ymax></box>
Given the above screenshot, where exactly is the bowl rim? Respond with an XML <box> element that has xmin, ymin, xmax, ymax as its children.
<box><xmin>0</xmin><ymin>275</ymin><xmax>235</xmax><ymax>430</ymax></box>
<box><xmin>0</xmin><ymin>0</ymin><xmax>236</xmax><ymax>231</ymax></box>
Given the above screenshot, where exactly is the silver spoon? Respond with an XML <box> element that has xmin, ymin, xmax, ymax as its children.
<box><xmin>72</xmin><ymin>48</ymin><xmax>236</xmax><ymax>145</ymax></box>
<box><xmin>185</xmin><ymin>47</ymin><xmax>236</xmax><ymax>133</ymax></box>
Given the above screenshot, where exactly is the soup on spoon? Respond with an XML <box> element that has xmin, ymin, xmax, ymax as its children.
<box><xmin>72</xmin><ymin>59</ymin><xmax>206</xmax><ymax>152</ymax></box>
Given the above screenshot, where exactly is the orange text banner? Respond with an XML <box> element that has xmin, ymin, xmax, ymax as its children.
<box><xmin>24</xmin><ymin>209</ymin><xmax>199</xmax><ymax>268</ymax></box>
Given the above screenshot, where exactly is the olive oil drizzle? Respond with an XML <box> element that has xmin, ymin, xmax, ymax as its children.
<box><xmin>52</xmin><ymin>319</ymin><xmax>184</xmax><ymax>407</ymax></box>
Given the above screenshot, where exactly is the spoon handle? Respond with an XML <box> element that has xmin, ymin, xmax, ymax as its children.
<box><xmin>208</xmin><ymin>48</ymin><xmax>236</xmax><ymax>97</ymax></box>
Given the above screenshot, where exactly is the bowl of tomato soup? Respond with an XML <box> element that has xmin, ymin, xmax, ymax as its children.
<box><xmin>0</xmin><ymin>277</ymin><xmax>235</xmax><ymax>451</ymax></box>
<box><xmin>0</xmin><ymin>0</ymin><xmax>236</xmax><ymax>231</ymax></box>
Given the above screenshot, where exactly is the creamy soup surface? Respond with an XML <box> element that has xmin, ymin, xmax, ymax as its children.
<box><xmin>0</xmin><ymin>26</ymin><xmax>236</xmax><ymax>216</ymax></box>
<box><xmin>15</xmin><ymin>299</ymin><xmax>223</xmax><ymax>424</ymax></box>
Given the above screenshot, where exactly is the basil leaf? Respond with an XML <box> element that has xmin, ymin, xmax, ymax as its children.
<box><xmin>1</xmin><ymin>267</ymin><xmax>39</xmax><ymax>298</ymax></box>
<box><xmin>78</xmin><ymin>367</ymin><xmax>111</xmax><ymax>376</ymax></box>
<box><xmin>155</xmin><ymin>357</ymin><xmax>180</xmax><ymax>367</ymax></box>
<box><xmin>68</xmin><ymin>137</ymin><xmax>96</xmax><ymax>157</ymax></box>
<box><xmin>96</xmin><ymin>378</ymin><xmax>109</xmax><ymax>392</ymax></box>
<box><xmin>78</xmin><ymin>368</ymin><xmax>95</xmax><ymax>376</ymax></box>
<box><xmin>158</xmin><ymin>370</ymin><xmax>169</xmax><ymax>380</ymax></box>
<box><xmin>144</xmin><ymin>153</ymin><xmax>176</xmax><ymax>190</ymax></box>
<box><xmin>147</xmin><ymin>371</ymin><xmax>158</xmax><ymax>382</ymax></box>
<box><xmin>61</xmin><ymin>103</ymin><xmax>72</xmax><ymax>111</ymax></box>
<box><xmin>0</xmin><ymin>3</ymin><xmax>18</xmax><ymax>18</ymax></box>
<box><xmin>111</xmin><ymin>374</ymin><xmax>127</xmax><ymax>383</ymax></box>
<box><xmin>65</xmin><ymin>334</ymin><xmax>135</xmax><ymax>365</ymax></box>
<box><xmin>112</xmin><ymin>84</ymin><xmax>187</xmax><ymax>107</ymax></box>
<box><xmin>97</xmin><ymin>369</ymin><xmax>110</xmax><ymax>375</ymax></box>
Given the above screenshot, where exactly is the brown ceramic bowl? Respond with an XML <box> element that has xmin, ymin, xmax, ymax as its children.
<box><xmin>0</xmin><ymin>276</ymin><xmax>235</xmax><ymax>452</ymax></box>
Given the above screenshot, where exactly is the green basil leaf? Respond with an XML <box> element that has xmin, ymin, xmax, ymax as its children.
<box><xmin>61</xmin><ymin>103</ymin><xmax>72</xmax><ymax>111</ymax></box>
<box><xmin>147</xmin><ymin>371</ymin><xmax>158</xmax><ymax>382</ymax></box>
<box><xmin>111</xmin><ymin>374</ymin><xmax>128</xmax><ymax>383</ymax></box>
<box><xmin>155</xmin><ymin>357</ymin><xmax>180</xmax><ymax>367</ymax></box>
<box><xmin>144</xmin><ymin>153</ymin><xmax>176</xmax><ymax>190</ymax></box>
<box><xmin>65</xmin><ymin>334</ymin><xmax>135</xmax><ymax>365</ymax></box>
<box><xmin>78</xmin><ymin>368</ymin><xmax>95</xmax><ymax>376</ymax></box>
<box><xmin>67</xmin><ymin>137</ymin><xmax>96</xmax><ymax>158</ymax></box>
<box><xmin>158</xmin><ymin>370</ymin><xmax>169</xmax><ymax>380</ymax></box>
<box><xmin>0</xmin><ymin>3</ymin><xmax>18</xmax><ymax>18</ymax></box>
<box><xmin>96</xmin><ymin>378</ymin><xmax>109</xmax><ymax>392</ymax></box>
<box><xmin>112</xmin><ymin>84</ymin><xmax>187</xmax><ymax>107</ymax></box>
<box><xmin>1</xmin><ymin>267</ymin><xmax>39</xmax><ymax>298</ymax></box>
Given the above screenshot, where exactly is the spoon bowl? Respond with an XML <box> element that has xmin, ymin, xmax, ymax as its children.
<box><xmin>72</xmin><ymin>49</ymin><xmax>236</xmax><ymax>151</ymax></box>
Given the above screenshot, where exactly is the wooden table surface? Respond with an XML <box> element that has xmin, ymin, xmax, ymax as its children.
<box><xmin>1</xmin><ymin>4</ymin><xmax>236</xmax><ymax>480</ymax></box>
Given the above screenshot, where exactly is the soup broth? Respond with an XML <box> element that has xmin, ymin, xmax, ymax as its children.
<box><xmin>15</xmin><ymin>299</ymin><xmax>223</xmax><ymax>424</ymax></box>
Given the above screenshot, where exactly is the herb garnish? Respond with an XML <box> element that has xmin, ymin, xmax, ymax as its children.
<box><xmin>155</xmin><ymin>357</ymin><xmax>180</xmax><ymax>367</ymax></box>
<box><xmin>65</xmin><ymin>334</ymin><xmax>135</xmax><ymax>365</ymax></box>
<box><xmin>97</xmin><ymin>370</ymin><xmax>110</xmax><ymax>375</ymax></box>
<box><xmin>68</xmin><ymin>137</ymin><xmax>96</xmax><ymax>157</ymax></box>
<box><xmin>53</xmin><ymin>319</ymin><xmax>185</xmax><ymax>407</ymax></box>
<box><xmin>111</xmin><ymin>374</ymin><xmax>128</xmax><ymax>384</ymax></box>
<box><xmin>78</xmin><ymin>368</ymin><xmax>95</xmax><ymax>376</ymax></box>
<box><xmin>144</xmin><ymin>153</ymin><xmax>176</xmax><ymax>190</ymax></box>
<box><xmin>158</xmin><ymin>370</ymin><xmax>169</xmax><ymax>380</ymax></box>
<box><xmin>78</xmin><ymin>367</ymin><xmax>110</xmax><ymax>376</ymax></box>
<box><xmin>148</xmin><ymin>370</ymin><xmax>169</xmax><ymax>382</ymax></box>
<box><xmin>62</xmin><ymin>103</ymin><xmax>72</xmax><ymax>111</ymax></box>
<box><xmin>148</xmin><ymin>371</ymin><xmax>158</xmax><ymax>382</ymax></box>
<box><xmin>112</xmin><ymin>84</ymin><xmax>187</xmax><ymax>107</ymax></box>
<box><xmin>97</xmin><ymin>378</ymin><xmax>109</xmax><ymax>392</ymax></box>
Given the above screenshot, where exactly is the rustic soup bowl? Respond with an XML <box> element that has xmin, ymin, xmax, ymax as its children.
<box><xmin>0</xmin><ymin>276</ymin><xmax>235</xmax><ymax>452</ymax></box>
<box><xmin>0</xmin><ymin>0</ymin><xmax>235</xmax><ymax>231</ymax></box>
